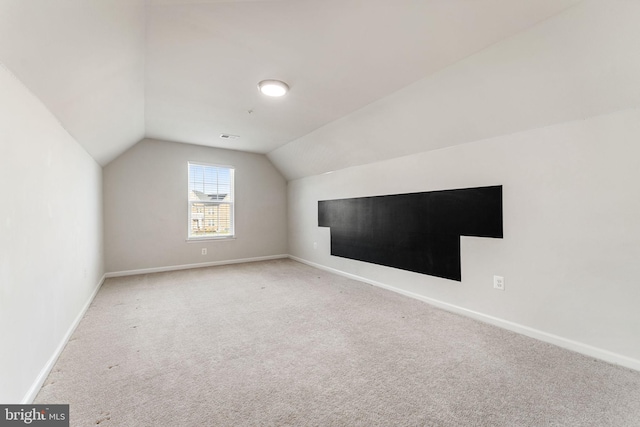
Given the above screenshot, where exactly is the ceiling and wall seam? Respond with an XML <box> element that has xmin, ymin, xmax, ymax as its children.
<box><xmin>1</xmin><ymin>0</ymin><xmax>619</xmax><ymax>175</ymax></box>
<box><xmin>267</xmin><ymin>0</ymin><xmax>640</xmax><ymax>180</ymax></box>
<box><xmin>288</xmin><ymin>104</ymin><xmax>640</xmax><ymax>184</ymax></box>
<box><xmin>0</xmin><ymin>61</ymin><xmax>98</xmax><ymax>164</ymax></box>
<box><xmin>265</xmin><ymin>0</ymin><xmax>587</xmax><ymax>166</ymax></box>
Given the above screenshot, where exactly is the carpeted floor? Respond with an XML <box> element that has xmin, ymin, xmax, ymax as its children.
<box><xmin>36</xmin><ymin>259</ymin><xmax>640</xmax><ymax>426</ymax></box>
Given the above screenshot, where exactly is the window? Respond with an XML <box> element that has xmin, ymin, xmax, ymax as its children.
<box><xmin>188</xmin><ymin>162</ymin><xmax>234</xmax><ymax>239</ymax></box>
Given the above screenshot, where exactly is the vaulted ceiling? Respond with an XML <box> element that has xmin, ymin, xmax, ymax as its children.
<box><xmin>5</xmin><ymin>0</ymin><xmax>639</xmax><ymax>179</ymax></box>
<box><xmin>144</xmin><ymin>0</ymin><xmax>580</xmax><ymax>156</ymax></box>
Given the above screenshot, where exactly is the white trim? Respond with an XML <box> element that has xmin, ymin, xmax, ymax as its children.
<box><xmin>185</xmin><ymin>236</ymin><xmax>236</xmax><ymax>243</ymax></box>
<box><xmin>187</xmin><ymin>160</ymin><xmax>235</xmax><ymax>170</ymax></box>
<box><xmin>22</xmin><ymin>255</ymin><xmax>287</xmax><ymax>402</ymax></box>
<box><xmin>288</xmin><ymin>255</ymin><xmax>640</xmax><ymax>373</ymax></box>
<box><xmin>105</xmin><ymin>254</ymin><xmax>288</xmax><ymax>278</ymax></box>
<box><xmin>21</xmin><ymin>274</ymin><xmax>107</xmax><ymax>404</ymax></box>
<box><xmin>25</xmin><ymin>254</ymin><xmax>638</xmax><ymax>405</ymax></box>
<box><xmin>187</xmin><ymin>162</ymin><xmax>235</xmax><ymax>240</ymax></box>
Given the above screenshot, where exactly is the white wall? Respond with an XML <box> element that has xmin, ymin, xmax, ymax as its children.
<box><xmin>288</xmin><ymin>107</ymin><xmax>640</xmax><ymax>368</ymax></box>
<box><xmin>280</xmin><ymin>0</ymin><xmax>640</xmax><ymax>369</ymax></box>
<box><xmin>104</xmin><ymin>139</ymin><xmax>288</xmax><ymax>274</ymax></box>
<box><xmin>0</xmin><ymin>64</ymin><xmax>104</xmax><ymax>402</ymax></box>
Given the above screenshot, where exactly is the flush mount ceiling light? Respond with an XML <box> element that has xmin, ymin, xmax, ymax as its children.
<box><xmin>258</xmin><ymin>79</ymin><xmax>289</xmax><ymax>97</ymax></box>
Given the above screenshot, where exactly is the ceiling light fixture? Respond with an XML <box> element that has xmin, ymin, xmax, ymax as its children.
<box><xmin>258</xmin><ymin>79</ymin><xmax>289</xmax><ymax>97</ymax></box>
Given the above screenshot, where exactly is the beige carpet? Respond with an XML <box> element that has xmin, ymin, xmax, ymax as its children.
<box><xmin>36</xmin><ymin>259</ymin><xmax>640</xmax><ymax>426</ymax></box>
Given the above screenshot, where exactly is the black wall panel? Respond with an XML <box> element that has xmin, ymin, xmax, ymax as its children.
<box><xmin>318</xmin><ymin>185</ymin><xmax>503</xmax><ymax>281</ymax></box>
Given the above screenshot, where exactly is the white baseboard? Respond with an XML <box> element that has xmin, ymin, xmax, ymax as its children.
<box><xmin>105</xmin><ymin>254</ymin><xmax>289</xmax><ymax>278</ymax></box>
<box><xmin>289</xmin><ymin>255</ymin><xmax>640</xmax><ymax>373</ymax></box>
<box><xmin>23</xmin><ymin>254</ymin><xmax>638</xmax><ymax>404</ymax></box>
<box><xmin>21</xmin><ymin>274</ymin><xmax>107</xmax><ymax>404</ymax></box>
<box><xmin>22</xmin><ymin>255</ymin><xmax>287</xmax><ymax>403</ymax></box>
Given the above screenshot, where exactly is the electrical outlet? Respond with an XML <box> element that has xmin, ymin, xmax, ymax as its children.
<box><xmin>493</xmin><ymin>275</ymin><xmax>504</xmax><ymax>290</ymax></box>
<box><xmin>201</xmin><ymin>248</ymin><xmax>207</xmax><ymax>255</ymax></box>
<box><xmin>313</xmin><ymin>242</ymin><xmax>317</xmax><ymax>250</ymax></box>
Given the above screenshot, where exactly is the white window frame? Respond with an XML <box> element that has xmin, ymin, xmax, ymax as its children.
<box><xmin>187</xmin><ymin>162</ymin><xmax>235</xmax><ymax>240</ymax></box>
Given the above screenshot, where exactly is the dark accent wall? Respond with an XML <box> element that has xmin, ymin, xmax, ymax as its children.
<box><xmin>318</xmin><ymin>185</ymin><xmax>503</xmax><ymax>281</ymax></box>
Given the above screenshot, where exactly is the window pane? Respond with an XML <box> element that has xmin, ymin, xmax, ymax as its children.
<box><xmin>188</xmin><ymin>163</ymin><xmax>234</xmax><ymax>238</ymax></box>
<box><xmin>189</xmin><ymin>202</ymin><xmax>233</xmax><ymax>237</ymax></box>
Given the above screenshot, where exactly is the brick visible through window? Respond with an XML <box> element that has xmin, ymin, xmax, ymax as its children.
<box><xmin>188</xmin><ymin>162</ymin><xmax>234</xmax><ymax>239</ymax></box>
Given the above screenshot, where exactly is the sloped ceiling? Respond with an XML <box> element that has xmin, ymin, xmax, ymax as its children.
<box><xmin>144</xmin><ymin>0</ymin><xmax>580</xmax><ymax>155</ymax></box>
<box><xmin>269</xmin><ymin>0</ymin><xmax>640</xmax><ymax>179</ymax></box>
<box><xmin>3</xmin><ymin>0</ymin><xmax>616</xmax><ymax>174</ymax></box>
<box><xmin>0</xmin><ymin>0</ymin><xmax>146</xmax><ymax>165</ymax></box>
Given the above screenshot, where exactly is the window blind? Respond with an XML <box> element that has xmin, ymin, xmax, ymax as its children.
<box><xmin>188</xmin><ymin>162</ymin><xmax>235</xmax><ymax>239</ymax></box>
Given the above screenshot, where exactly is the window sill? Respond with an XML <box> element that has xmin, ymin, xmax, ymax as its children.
<box><xmin>186</xmin><ymin>236</ymin><xmax>236</xmax><ymax>242</ymax></box>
